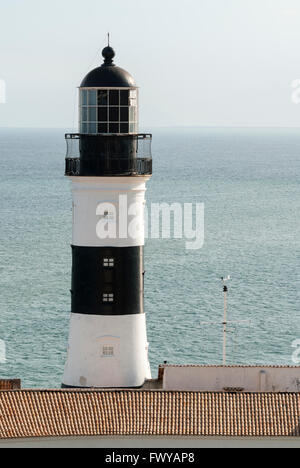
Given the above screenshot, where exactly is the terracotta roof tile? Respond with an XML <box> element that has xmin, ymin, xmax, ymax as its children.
<box><xmin>0</xmin><ymin>390</ymin><xmax>300</xmax><ymax>439</ymax></box>
<box><xmin>0</xmin><ymin>380</ymin><xmax>21</xmax><ymax>390</ymax></box>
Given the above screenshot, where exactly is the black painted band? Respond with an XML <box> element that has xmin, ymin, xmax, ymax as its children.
<box><xmin>71</xmin><ymin>245</ymin><xmax>144</xmax><ymax>316</ymax></box>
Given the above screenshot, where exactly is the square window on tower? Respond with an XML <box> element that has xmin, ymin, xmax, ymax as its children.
<box><xmin>98</xmin><ymin>90</ymin><xmax>108</xmax><ymax>106</ymax></box>
<box><xmin>102</xmin><ymin>346</ymin><xmax>114</xmax><ymax>357</ymax></box>
<box><xmin>103</xmin><ymin>258</ymin><xmax>114</xmax><ymax>268</ymax></box>
<box><xmin>109</xmin><ymin>90</ymin><xmax>119</xmax><ymax>106</ymax></box>
<box><xmin>102</xmin><ymin>293</ymin><xmax>114</xmax><ymax>303</ymax></box>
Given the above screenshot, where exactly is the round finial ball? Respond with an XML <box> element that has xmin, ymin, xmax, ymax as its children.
<box><xmin>102</xmin><ymin>46</ymin><xmax>115</xmax><ymax>62</ymax></box>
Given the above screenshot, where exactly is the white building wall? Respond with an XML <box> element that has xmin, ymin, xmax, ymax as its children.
<box><xmin>162</xmin><ymin>366</ymin><xmax>300</xmax><ymax>392</ymax></box>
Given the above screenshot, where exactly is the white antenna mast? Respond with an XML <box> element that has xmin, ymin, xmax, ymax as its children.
<box><xmin>221</xmin><ymin>275</ymin><xmax>230</xmax><ymax>366</ymax></box>
<box><xmin>200</xmin><ymin>276</ymin><xmax>250</xmax><ymax>366</ymax></box>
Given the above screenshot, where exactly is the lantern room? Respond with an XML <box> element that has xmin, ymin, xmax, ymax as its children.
<box><xmin>65</xmin><ymin>44</ymin><xmax>152</xmax><ymax>178</ymax></box>
<box><xmin>79</xmin><ymin>46</ymin><xmax>138</xmax><ymax>135</ymax></box>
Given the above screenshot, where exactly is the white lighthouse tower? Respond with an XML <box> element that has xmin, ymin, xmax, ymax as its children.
<box><xmin>62</xmin><ymin>44</ymin><xmax>153</xmax><ymax>388</ymax></box>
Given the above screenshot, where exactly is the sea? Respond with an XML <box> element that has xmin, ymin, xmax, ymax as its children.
<box><xmin>0</xmin><ymin>127</ymin><xmax>299</xmax><ymax>388</ymax></box>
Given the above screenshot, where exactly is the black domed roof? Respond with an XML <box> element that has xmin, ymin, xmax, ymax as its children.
<box><xmin>80</xmin><ymin>46</ymin><xmax>136</xmax><ymax>88</ymax></box>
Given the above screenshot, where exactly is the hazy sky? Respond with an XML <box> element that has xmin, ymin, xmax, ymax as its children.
<box><xmin>1</xmin><ymin>0</ymin><xmax>300</xmax><ymax>128</ymax></box>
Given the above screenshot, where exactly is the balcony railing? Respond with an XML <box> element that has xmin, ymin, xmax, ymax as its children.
<box><xmin>65</xmin><ymin>133</ymin><xmax>152</xmax><ymax>176</ymax></box>
<box><xmin>65</xmin><ymin>156</ymin><xmax>152</xmax><ymax>176</ymax></box>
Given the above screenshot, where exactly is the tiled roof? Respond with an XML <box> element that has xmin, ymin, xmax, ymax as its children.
<box><xmin>0</xmin><ymin>380</ymin><xmax>21</xmax><ymax>391</ymax></box>
<box><xmin>0</xmin><ymin>390</ymin><xmax>300</xmax><ymax>439</ymax></box>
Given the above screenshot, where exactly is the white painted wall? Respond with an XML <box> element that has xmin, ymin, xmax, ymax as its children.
<box><xmin>71</xmin><ymin>176</ymin><xmax>150</xmax><ymax>247</ymax></box>
<box><xmin>162</xmin><ymin>366</ymin><xmax>300</xmax><ymax>392</ymax></box>
<box><xmin>63</xmin><ymin>313</ymin><xmax>151</xmax><ymax>388</ymax></box>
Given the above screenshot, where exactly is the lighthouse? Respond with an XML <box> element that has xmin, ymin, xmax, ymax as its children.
<box><xmin>62</xmin><ymin>44</ymin><xmax>153</xmax><ymax>388</ymax></box>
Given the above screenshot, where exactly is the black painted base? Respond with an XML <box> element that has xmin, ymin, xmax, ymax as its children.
<box><xmin>61</xmin><ymin>383</ymin><xmax>146</xmax><ymax>390</ymax></box>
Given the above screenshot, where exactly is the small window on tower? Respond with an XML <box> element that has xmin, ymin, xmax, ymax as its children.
<box><xmin>102</xmin><ymin>346</ymin><xmax>114</xmax><ymax>357</ymax></box>
<box><xmin>102</xmin><ymin>293</ymin><xmax>114</xmax><ymax>303</ymax></box>
<box><xmin>103</xmin><ymin>258</ymin><xmax>114</xmax><ymax>268</ymax></box>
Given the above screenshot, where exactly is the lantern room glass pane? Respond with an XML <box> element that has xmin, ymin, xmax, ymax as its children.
<box><xmin>120</xmin><ymin>123</ymin><xmax>129</xmax><ymax>133</ymax></box>
<box><xmin>109</xmin><ymin>107</ymin><xmax>119</xmax><ymax>122</ymax></box>
<box><xmin>120</xmin><ymin>90</ymin><xmax>129</xmax><ymax>106</ymax></box>
<box><xmin>129</xmin><ymin>123</ymin><xmax>137</xmax><ymax>133</ymax></box>
<box><xmin>81</xmin><ymin>123</ymin><xmax>88</xmax><ymax>134</ymax></box>
<box><xmin>98</xmin><ymin>90</ymin><xmax>108</xmax><ymax>105</ymax></box>
<box><xmin>88</xmin><ymin>123</ymin><xmax>97</xmax><ymax>134</ymax></box>
<box><xmin>109</xmin><ymin>123</ymin><xmax>119</xmax><ymax>133</ymax></box>
<box><xmin>81</xmin><ymin>107</ymin><xmax>88</xmax><ymax>122</ymax></box>
<box><xmin>98</xmin><ymin>123</ymin><xmax>108</xmax><ymax>133</ymax></box>
<box><xmin>81</xmin><ymin>90</ymin><xmax>88</xmax><ymax>106</ymax></box>
<box><xmin>88</xmin><ymin>90</ymin><xmax>97</xmax><ymax>106</ymax></box>
<box><xmin>109</xmin><ymin>90</ymin><xmax>119</xmax><ymax>106</ymax></box>
<box><xmin>98</xmin><ymin>107</ymin><xmax>108</xmax><ymax>121</ymax></box>
<box><xmin>129</xmin><ymin>107</ymin><xmax>137</xmax><ymax>122</ymax></box>
<box><xmin>120</xmin><ymin>107</ymin><xmax>129</xmax><ymax>122</ymax></box>
<box><xmin>88</xmin><ymin>107</ymin><xmax>97</xmax><ymax>122</ymax></box>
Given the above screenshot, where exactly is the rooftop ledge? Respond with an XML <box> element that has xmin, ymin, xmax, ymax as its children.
<box><xmin>3</xmin><ymin>364</ymin><xmax>300</xmax><ymax>394</ymax></box>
